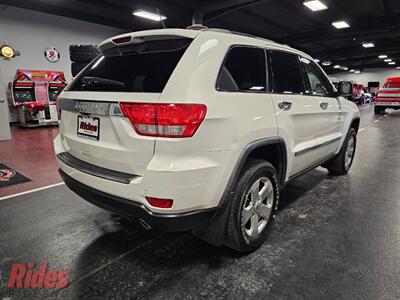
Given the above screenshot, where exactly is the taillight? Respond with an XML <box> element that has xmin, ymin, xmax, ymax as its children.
<box><xmin>112</xmin><ymin>36</ymin><xmax>132</xmax><ymax>44</ymax></box>
<box><xmin>119</xmin><ymin>103</ymin><xmax>207</xmax><ymax>138</ymax></box>
<box><xmin>146</xmin><ymin>197</ymin><xmax>173</xmax><ymax>209</ymax></box>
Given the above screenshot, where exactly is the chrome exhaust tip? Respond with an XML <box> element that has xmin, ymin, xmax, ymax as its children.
<box><xmin>138</xmin><ymin>218</ymin><xmax>152</xmax><ymax>230</ymax></box>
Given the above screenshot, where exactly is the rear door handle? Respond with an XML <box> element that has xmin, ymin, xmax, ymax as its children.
<box><xmin>320</xmin><ymin>102</ymin><xmax>328</xmax><ymax>110</ymax></box>
<box><xmin>278</xmin><ymin>101</ymin><xmax>292</xmax><ymax>111</ymax></box>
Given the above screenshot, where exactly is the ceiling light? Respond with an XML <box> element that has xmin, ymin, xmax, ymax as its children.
<box><xmin>350</xmin><ymin>69</ymin><xmax>355</xmax><ymax>72</ymax></box>
<box><xmin>379</xmin><ymin>55</ymin><xmax>388</xmax><ymax>59</ymax></box>
<box><xmin>322</xmin><ymin>60</ymin><xmax>332</xmax><ymax>66</ymax></box>
<box><xmin>314</xmin><ymin>58</ymin><xmax>320</xmax><ymax>63</ymax></box>
<box><xmin>342</xmin><ymin>67</ymin><xmax>349</xmax><ymax>71</ymax></box>
<box><xmin>354</xmin><ymin>70</ymin><xmax>361</xmax><ymax>74</ymax></box>
<box><xmin>388</xmin><ymin>62</ymin><xmax>396</xmax><ymax>65</ymax></box>
<box><xmin>132</xmin><ymin>9</ymin><xmax>167</xmax><ymax>21</ymax></box>
<box><xmin>384</xmin><ymin>59</ymin><xmax>392</xmax><ymax>62</ymax></box>
<box><xmin>332</xmin><ymin>21</ymin><xmax>350</xmax><ymax>29</ymax></box>
<box><xmin>303</xmin><ymin>0</ymin><xmax>328</xmax><ymax>11</ymax></box>
<box><xmin>333</xmin><ymin>65</ymin><xmax>341</xmax><ymax>69</ymax></box>
<box><xmin>362</xmin><ymin>42</ymin><xmax>375</xmax><ymax>48</ymax></box>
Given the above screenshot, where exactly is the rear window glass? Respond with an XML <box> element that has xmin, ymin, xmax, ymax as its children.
<box><xmin>68</xmin><ymin>39</ymin><xmax>191</xmax><ymax>93</ymax></box>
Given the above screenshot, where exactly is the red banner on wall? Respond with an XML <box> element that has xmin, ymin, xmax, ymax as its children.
<box><xmin>14</xmin><ymin>69</ymin><xmax>66</xmax><ymax>82</ymax></box>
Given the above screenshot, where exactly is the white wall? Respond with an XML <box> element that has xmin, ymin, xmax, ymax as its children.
<box><xmin>0</xmin><ymin>6</ymin><xmax>122</xmax><ymax>85</ymax></box>
<box><xmin>333</xmin><ymin>68</ymin><xmax>400</xmax><ymax>87</ymax></box>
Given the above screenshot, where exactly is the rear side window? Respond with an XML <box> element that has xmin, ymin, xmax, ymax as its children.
<box><xmin>269</xmin><ymin>51</ymin><xmax>305</xmax><ymax>94</ymax></box>
<box><xmin>68</xmin><ymin>39</ymin><xmax>191</xmax><ymax>93</ymax></box>
<box><xmin>217</xmin><ymin>47</ymin><xmax>266</xmax><ymax>92</ymax></box>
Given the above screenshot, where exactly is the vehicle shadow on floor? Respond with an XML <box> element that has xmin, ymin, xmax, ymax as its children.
<box><xmin>64</xmin><ymin>168</ymin><xmax>328</xmax><ymax>298</ymax></box>
<box><xmin>279</xmin><ymin>168</ymin><xmax>326</xmax><ymax>210</ymax></box>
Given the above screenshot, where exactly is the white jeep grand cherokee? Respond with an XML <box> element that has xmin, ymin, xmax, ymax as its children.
<box><xmin>55</xmin><ymin>28</ymin><xmax>359</xmax><ymax>253</ymax></box>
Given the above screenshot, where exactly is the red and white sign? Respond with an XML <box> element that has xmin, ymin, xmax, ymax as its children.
<box><xmin>44</xmin><ymin>47</ymin><xmax>60</xmax><ymax>63</ymax></box>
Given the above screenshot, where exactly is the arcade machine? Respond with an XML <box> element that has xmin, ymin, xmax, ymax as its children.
<box><xmin>0</xmin><ymin>44</ymin><xmax>19</xmax><ymax>141</ymax></box>
<box><xmin>9</xmin><ymin>69</ymin><xmax>67</xmax><ymax>128</ymax></box>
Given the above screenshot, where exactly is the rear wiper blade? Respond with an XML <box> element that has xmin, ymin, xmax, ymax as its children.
<box><xmin>81</xmin><ymin>76</ymin><xmax>126</xmax><ymax>89</ymax></box>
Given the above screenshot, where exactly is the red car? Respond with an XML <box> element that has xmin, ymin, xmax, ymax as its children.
<box><xmin>375</xmin><ymin>77</ymin><xmax>400</xmax><ymax>114</ymax></box>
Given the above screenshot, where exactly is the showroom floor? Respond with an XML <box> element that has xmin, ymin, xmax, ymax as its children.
<box><xmin>1</xmin><ymin>105</ymin><xmax>400</xmax><ymax>299</ymax></box>
<box><xmin>0</xmin><ymin>126</ymin><xmax>60</xmax><ymax>197</ymax></box>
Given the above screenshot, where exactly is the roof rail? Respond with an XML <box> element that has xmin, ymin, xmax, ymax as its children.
<box><xmin>205</xmin><ymin>28</ymin><xmax>288</xmax><ymax>48</ymax></box>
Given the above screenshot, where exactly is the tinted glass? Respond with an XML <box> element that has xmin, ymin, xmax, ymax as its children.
<box><xmin>270</xmin><ymin>51</ymin><xmax>305</xmax><ymax>94</ymax></box>
<box><xmin>385</xmin><ymin>82</ymin><xmax>400</xmax><ymax>88</ymax></box>
<box><xmin>68</xmin><ymin>39</ymin><xmax>191</xmax><ymax>93</ymax></box>
<box><xmin>218</xmin><ymin>47</ymin><xmax>266</xmax><ymax>92</ymax></box>
<box><xmin>302</xmin><ymin>60</ymin><xmax>334</xmax><ymax>96</ymax></box>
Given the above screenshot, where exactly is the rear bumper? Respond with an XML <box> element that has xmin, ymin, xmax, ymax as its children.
<box><xmin>59</xmin><ymin>169</ymin><xmax>216</xmax><ymax>231</ymax></box>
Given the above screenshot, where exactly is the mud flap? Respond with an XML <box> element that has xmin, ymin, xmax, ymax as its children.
<box><xmin>192</xmin><ymin>191</ymin><xmax>234</xmax><ymax>246</ymax></box>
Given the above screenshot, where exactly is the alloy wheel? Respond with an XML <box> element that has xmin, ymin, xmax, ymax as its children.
<box><xmin>241</xmin><ymin>177</ymin><xmax>274</xmax><ymax>238</ymax></box>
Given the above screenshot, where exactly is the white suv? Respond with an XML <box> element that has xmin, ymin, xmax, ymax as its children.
<box><xmin>54</xmin><ymin>29</ymin><xmax>360</xmax><ymax>253</ymax></box>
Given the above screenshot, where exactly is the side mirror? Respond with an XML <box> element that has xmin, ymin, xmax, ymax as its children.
<box><xmin>337</xmin><ymin>81</ymin><xmax>353</xmax><ymax>97</ymax></box>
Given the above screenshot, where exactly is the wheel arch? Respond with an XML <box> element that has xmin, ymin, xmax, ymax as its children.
<box><xmin>350</xmin><ymin>117</ymin><xmax>360</xmax><ymax>133</ymax></box>
<box><xmin>192</xmin><ymin>137</ymin><xmax>287</xmax><ymax>246</ymax></box>
<box><xmin>226</xmin><ymin>137</ymin><xmax>287</xmax><ymax>191</ymax></box>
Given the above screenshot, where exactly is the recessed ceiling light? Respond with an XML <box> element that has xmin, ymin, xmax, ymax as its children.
<box><xmin>362</xmin><ymin>42</ymin><xmax>375</xmax><ymax>48</ymax></box>
<box><xmin>322</xmin><ymin>60</ymin><xmax>332</xmax><ymax>66</ymax></box>
<box><xmin>350</xmin><ymin>69</ymin><xmax>355</xmax><ymax>72</ymax></box>
<box><xmin>133</xmin><ymin>9</ymin><xmax>167</xmax><ymax>21</ymax></box>
<box><xmin>314</xmin><ymin>58</ymin><xmax>320</xmax><ymax>63</ymax></box>
<box><xmin>333</xmin><ymin>65</ymin><xmax>341</xmax><ymax>69</ymax></box>
<box><xmin>342</xmin><ymin>67</ymin><xmax>349</xmax><ymax>71</ymax></box>
<box><xmin>354</xmin><ymin>70</ymin><xmax>361</xmax><ymax>74</ymax></box>
<box><xmin>303</xmin><ymin>0</ymin><xmax>328</xmax><ymax>12</ymax></box>
<box><xmin>388</xmin><ymin>62</ymin><xmax>396</xmax><ymax>65</ymax></box>
<box><xmin>384</xmin><ymin>59</ymin><xmax>392</xmax><ymax>62</ymax></box>
<box><xmin>379</xmin><ymin>55</ymin><xmax>388</xmax><ymax>59</ymax></box>
<box><xmin>332</xmin><ymin>21</ymin><xmax>350</xmax><ymax>29</ymax></box>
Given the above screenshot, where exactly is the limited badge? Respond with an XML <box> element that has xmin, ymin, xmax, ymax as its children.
<box><xmin>44</xmin><ymin>47</ymin><xmax>60</xmax><ymax>63</ymax></box>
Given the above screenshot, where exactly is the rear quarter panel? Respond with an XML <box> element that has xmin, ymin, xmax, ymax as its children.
<box><xmin>154</xmin><ymin>32</ymin><xmax>278</xmax><ymax>208</ymax></box>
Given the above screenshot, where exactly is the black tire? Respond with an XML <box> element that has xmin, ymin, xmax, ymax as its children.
<box><xmin>374</xmin><ymin>106</ymin><xmax>384</xmax><ymax>114</ymax></box>
<box><xmin>224</xmin><ymin>159</ymin><xmax>279</xmax><ymax>253</ymax></box>
<box><xmin>71</xmin><ymin>62</ymin><xmax>87</xmax><ymax>77</ymax></box>
<box><xmin>69</xmin><ymin>45</ymin><xmax>100</xmax><ymax>63</ymax></box>
<box><xmin>325</xmin><ymin>128</ymin><xmax>357</xmax><ymax>176</ymax></box>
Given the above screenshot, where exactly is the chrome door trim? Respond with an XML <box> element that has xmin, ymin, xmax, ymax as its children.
<box><xmin>294</xmin><ymin>136</ymin><xmax>341</xmax><ymax>157</ymax></box>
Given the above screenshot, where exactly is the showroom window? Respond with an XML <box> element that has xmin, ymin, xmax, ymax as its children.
<box><xmin>269</xmin><ymin>51</ymin><xmax>305</xmax><ymax>94</ymax></box>
<box><xmin>68</xmin><ymin>39</ymin><xmax>192</xmax><ymax>93</ymax></box>
<box><xmin>217</xmin><ymin>47</ymin><xmax>267</xmax><ymax>92</ymax></box>
<box><xmin>302</xmin><ymin>60</ymin><xmax>334</xmax><ymax>97</ymax></box>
